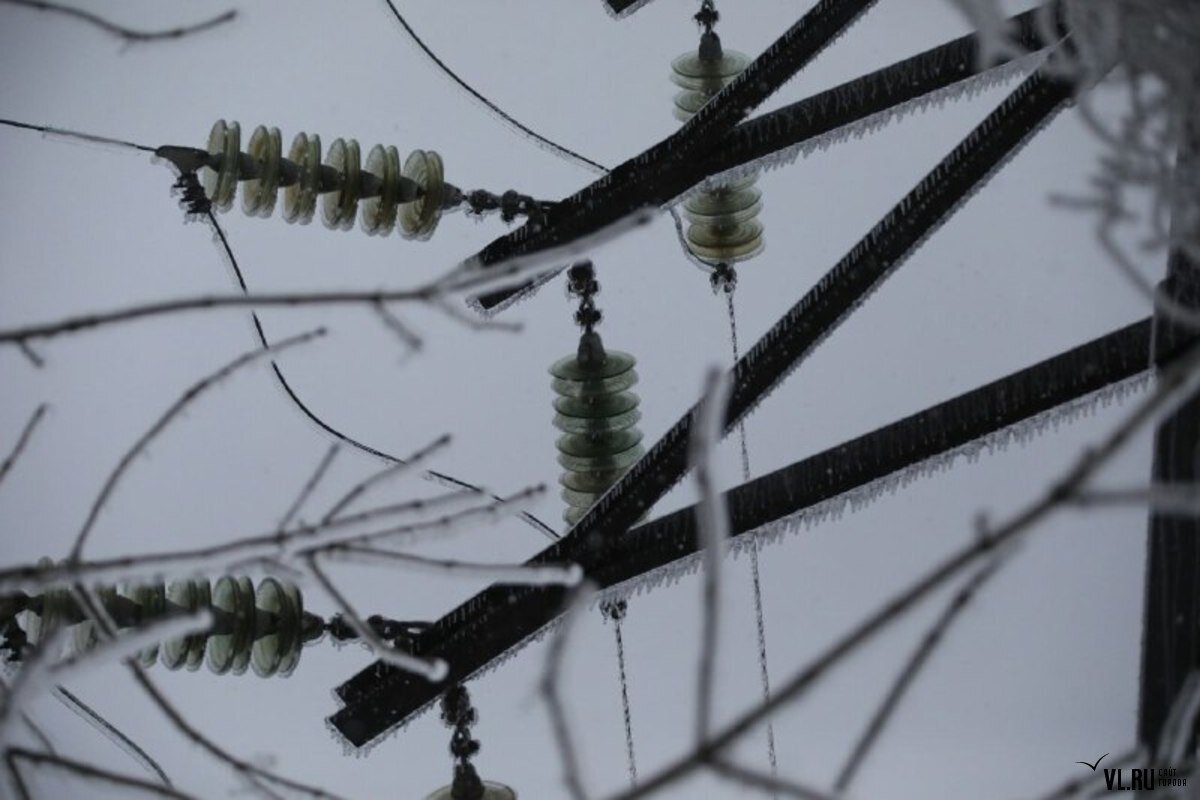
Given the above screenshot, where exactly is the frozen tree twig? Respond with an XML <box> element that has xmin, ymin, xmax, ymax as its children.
<box><xmin>540</xmin><ymin>585</ymin><xmax>595</xmax><ymax>800</ymax></box>
<box><xmin>833</xmin><ymin>552</ymin><xmax>1010</xmax><ymax>792</ymax></box>
<box><xmin>0</xmin><ymin>485</ymin><xmax>544</xmax><ymax>593</ymax></box>
<box><xmin>372</xmin><ymin>302</ymin><xmax>424</xmax><ymax>354</ymax></box>
<box><xmin>605</xmin><ymin>337</ymin><xmax>1200</xmax><ymax>800</ymax></box>
<box><xmin>6</xmin><ymin>747</ymin><xmax>196</xmax><ymax>800</ymax></box>
<box><xmin>53</xmin><ymin>685</ymin><xmax>171</xmax><ymax>787</ymax></box>
<box><xmin>320</xmin><ymin>435</ymin><xmax>452</xmax><ymax>523</ymax></box>
<box><xmin>305</xmin><ymin>554</ymin><xmax>447</xmax><ymax>681</ymax></box>
<box><xmin>0</xmin><ymin>0</ymin><xmax>236</xmax><ymax>44</ymax></box>
<box><xmin>322</xmin><ymin>544</ymin><xmax>582</xmax><ymax>586</ymax></box>
<box><xmin>1070</xmin><ymin>482</ymin><xmax>1200</xmax><ymax>515</ymax></box>
<box><xmin>68</xmin><ymin>328</ymin><xmax>325</xmax><ymax>561</ymax></box>
<box><xmin>691</xmin><ymin>366</ymin><xmax>733</xmax><ymax>744</ymax></box>
<box><xmin>707</xmin><ymin>758</ymin><xmax>836</xmax><ymax>800</ymax></box>
<box><xmin>278</xmin><ymin>444</ymin><xmax>342</xmax><ymax>533</ymax></box>
<box><xmin>0</xmin><ymin>404</ymin><xmax>47</xmax><ymax>491</ymax></box>
<box><xmin>15</xmin><ymin>342</ymin><xmax>42</xmax><ymax>368</ymax></box>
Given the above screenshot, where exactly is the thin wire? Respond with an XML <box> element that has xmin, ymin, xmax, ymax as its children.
<box><xmin>724</xmin><ymin>286</ymin><xmax>779</xmax><ymax>782</ymax></box>
<box><xmin>0</xmin><ymin>0</ymin><xmax>236</xmax><ymax>44</ymax></box>
<box><xmin>0</xmin><ymin>117</ymin><xmax>153</xmax><ymax>153</ymax></box>
<box><xmin>204</xmin><ymin>211</ymin><xmax>560</xmax><ymax>542</ymax></box>
<box><xmin>53</xmin><ymin>685</ymin><xmax>171</xmax><ymax>787</ymax></box>
<box><xmin>612</xmin><ymin>612</ymin><xmax>638</xmax><ymax>786</ymax></box>
<box><xmin>380</xmin><ymin>0</ymin><xmax>607</xmax><ymax>175</ymax></box>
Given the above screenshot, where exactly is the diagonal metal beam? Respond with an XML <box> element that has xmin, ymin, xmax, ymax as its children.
<box><xmin>330</xmin><ymin>68</ymin><xmax>1077</xmax><ymax>747</ymax></box>
<box><xmin>332</xmin><ymin>317</ymin><xmax>1152</xmax><ymax>743</ymax></box>
<box><xmin>471</xmin><ymin>3</ymin><xmax>1065</xmax><ymax>312</ymax></box>
<box><xmin>461</xmin><ymin>1</ymin><xmax>880</xmax><ymax>280</ymax></box>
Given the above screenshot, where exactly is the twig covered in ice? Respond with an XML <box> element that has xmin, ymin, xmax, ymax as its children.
<box><xmin>49</xmin><ymin>610</ymin><xmax>212</xmax><ymax>684</ymax></box>
<box><xmin>0</xmin><ymin>0</ymin><xmax>236</xmax><ymax>44</ymax></box>
<box><xmin>708</xmin><ymin>758</ymin><xmax>836</xmax><ymax>800</ymax></box>
<box><xmin>67</xmin><ymin>328</ymin><xmax>325</xmax><ymax>561</ymax></box>
<box><xmin>277</xmin><ymin>444</ymin><xmax>342</xmax><ymax>534</ymax></box>
<box><xmin>833</xmin><ymin>553</ymin><xmax>1010</xmax><ymax>792</ymax></box>
<box><xmin>5</xmin><ymin>747</ymin><xmax>196</xmax><ymax>800</ymax></box>
<box><xmin>539</xmin><ymin>585</ymin><xmax>595</xmax><ymax>800</ymax></box>
<box><xmin>690</xmin><ymin>366</ymin><xmax>733</xmax><ymax>744</ymax></box>
<box><xmin>323</xmin><ymin>545</ymin><xmax>582</xmax><ymax>587</ymax></box>
<box><xmin>605</xmin><ymin>337</ymin><xmax>1200</xmax><ymax>800</ymax></box>
<box><xmin>320</xmin><ymin>435</ymin><xmax>453</xmax><ymax>523</ymax></box>
<box><xmin>305</xmin><ymin>554</ymin><xmax>447</xmax><ymax>682</ymax></box>
<box><xmin>0</xmin><ymin>405</ymin><xmax>47</xmax><ymax>492</ymax></box>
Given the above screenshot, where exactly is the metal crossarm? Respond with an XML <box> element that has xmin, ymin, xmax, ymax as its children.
<box><xmin>331</xmin><ymin>318</ymin><xmax>1152</xmax><ymax>743</ymax></box>
<box><xmin>462</xmin><ymin>1</ymin><xmax>881</xmax><ymax>279</ymax></box>
<box><xmin>471</xmin><ymin>3</ymin><xmax>1065</xmax><ymax>312</ymax></box>
<box><xmin>330</xmin><ymin>67</ymin><xmax>1076</xmax><ymax>747</ymax></box>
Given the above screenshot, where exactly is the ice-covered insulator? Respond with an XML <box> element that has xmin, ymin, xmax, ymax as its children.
<box><xmin>399</xmin><ymin>149</ymin><xmax>448</xmax><ymax>241</ymax></box>
<box><xmin>321</xmin><ymin>138</ymin><xmax>362</xmax><ymax>230</ymax></box>
<box><xmin>550</xmin><ymin>331</ymin><xmax>644</xmax><ymax>526</ymax></box>
<box><xmin>21</xmin><ymin>575</ymin><xmax>310</xmax><ymax>679</ymax></box>
<box><xmin>670</xmin><ymin>40</ymin><xmax>765</xmax><ymax>266</ymax></box>
<box><xmin>283</xmin><ymin>131</ymin><xmax>324</xmax><ymax>224</ymax></box>
<box><xmin>426</xmin><ymin>782</ymin><xmax>517</xmax><ymax>800</ymax></box>
<box><xmin>242</xmin><ymin>125</ymin><xmax>283</xmax><ymax>218</ymax></box>
<box><xmin>203</xmin><ymin>119</ymin><xmax>243</xmax><ymax>212</ymax></box>
<box><xmin>161</xmin><ymin>579</ymin><xmax>211</xmax><ymax>671</ymax></box>
<box><xmin>361</xmin><ymin>144</ymin><xmax>402</xmax><ymax>235</ymax></box>
<box><xmin>250</xmin><ymin>577</ymin><xmax>304</xmax><ymax>678</ymax></box>
<box><xmin>669</xmin><ymin>47</ymin><xmax>750</xmax><ymax>123</ymax></box>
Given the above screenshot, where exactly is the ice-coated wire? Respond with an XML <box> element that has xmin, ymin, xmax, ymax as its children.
<box><xmin>204</xmin><ymin>211</ymin><xmax>559</xmax><ymax>542</ymax></box>
<box><xmin>723</xmin><ymin>287</ymin><xmax>778</xmax><ymax>781</ymax></box>
<box><xmin>380</xmin><ymin>0</ymin><xmax>606</xmax><ymax>175</ymax></box>
<box><xmin>612</xmin><ymin>613</ymin><xmax>638</xmax><ymax>786</ymax></box>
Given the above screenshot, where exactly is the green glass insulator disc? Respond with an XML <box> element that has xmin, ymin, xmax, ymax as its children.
<box><xmin>161</xmin><ymin>580</ymin><xmax>197</xmax><ymax>670</ymax></box>
<box><xmin>361</xmin><ymin>144</ymin><xmax>401</xmax><ymax>235</ymax></box>
<box><xmin>208</xmin><ymin>576</ymin><xmax>254</xmax><ymax>675</ymax></box>
<box><xmin>128</xmin><ymin>582</ymin><xmax>166</xmax><ymax>667</ymax></box>
<box><xmin>557</xmin><ymin>441</ymin><xmax>644</xmax><ymax>473</ymax></box>
<box><xmin>556</xmin><ymin>428</ymin><xmax>643</xmax><ymax>458</ymax></box>
<box><xmin>252</xmin><ymin>577</ymin><xmax>301</xmax><ymax>678</ymax></box>
<box><xmin>399</xmin><ymin>149</ymin><xmax>445</xmax><ymax>241</ymax></box>
<box><xmin>552</xmin><ymin>369</ymin><xmax>639</xmax><ymax>399</ymax></box>
<box><xmin>554</xmin><ymin>407</ymin><xmax>641</xmax><ymax>436</ymax></box>
<box><xmin>560</xmin><ymin>467</ymin><xmax>626</xmax><ymax>493</ymax></box>
<box><xmin>321</xmin><ymin>138</ymin><xmax>361</xmax><ymax>231</ymax></box>
<box><xmin>283</xmin><ymin>132</ymin><xmax>321</xmax><ymax>224</ymax></box>
<box><xmin>687</xmin><ymin>219</ymin><xmax>764</xmax><ymax>263</ymax></box>
<box><xmin>670</xmin><ymin>49</ymin><xmax>749</xmax><ymax>91</ymax></box>
<box><xmin>553</xmin><ymin>391</ymin><xmax>638</xmax><ymax>420</ymax></box>
<box><xmin>673</xmin><ymin>90</ymin><xmax>713</xmax><ymax>122</ymax></box>
<box><xmin>71</xmin><ymin>586</ymin><xmax>116</xmax><ymax>656</ymax></box>
<box><xmin>276</xmin><ymin>581</ymin><xmax>304</xmax><ymax>677</ymax></box>
<box><xmin>561</xmin><ymin>486</ymin><xmax>602</xmax><ymax>509</ymax></box>
<box><xmin>243</xmin><ymin>125</ymin><xmax>282</xmax><ymax>218</ymax></box>
<box><xmin>683</xmin><ymin>186</ymin><xmax>762</xmax><ymax>225</ymax></box>
<box><xmin>203</xmin><ymin>120</ymin><xmax>241</xmax><ymax>211</ymax></box>
<box><xmin>185</xmin><ymin>580</ymin><xmax>211</xmax><ymax>670</ymax></box>
<box><xmin>549</xmin><ymin>351</ymin><xmax>636</xmax><ymax>382</ymax></box>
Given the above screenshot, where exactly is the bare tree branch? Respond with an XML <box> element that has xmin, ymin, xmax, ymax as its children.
<box><xmin>708</xmin><ymin>758</ymin><xmax>836</xmax><ymax>800</ymax></box>
<box><xmin>605</xmin><ymin>338</ymin><xmax>1200</xmax><ymax>800</ymax></box>
<box><xmin>68</xmin><ymin>328</ymin><xmax>326</xmax><ymax>561</ymax></box>
<box><xmin>306</xmin><ymin>553</ymin><xmax>447</xmax><ymax>681</ymax></box>
<box><xmin>278</xmin><ymin>445</ymin><xmax>342</xmax><ymax>533</ymax></box>
<box><xmin>0</xmin><ymin>0</ymin><xmax>236</xmax><ymax>44</ymax></box>
<box><xmin>540</xmin><ymin>586</ymin><xmax>594</xmax><ymax>800</ymax></box>
<box><xmin>6</xmin><ymin>747</ymin><xmax>196</xmax><ymax>800</ymax></box>
<box><xmin>834</xmin><ymin>553</ymin><xmax>1009</xmax><ymax>792</ymax></box>
<box><xmin>691</xmin><ymin>366</ymin><xmax>733</xmax><ymax>744</ymax></box>
<box><xmin>0</xmin><ymin>404</ymin><xmax>47</xmax><ymax>491</ymax></box>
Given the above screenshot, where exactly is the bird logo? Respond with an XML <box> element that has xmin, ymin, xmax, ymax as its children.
<box><xmin>1075</xmin><ymin>753</ymin><xmax>1109</xmax><ymax>772</ymax></box>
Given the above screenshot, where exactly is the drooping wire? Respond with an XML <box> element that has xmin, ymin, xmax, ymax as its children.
<box><xmin>0</xmin><ymin>117</ymin><xmax>154</xmax><ymax>153</ymax></box>
<box><xmin>0</xmin><ymin>0</ymin><xmax>236</xmax><ymax>44</ymax></box>
<box><xmin>718</xmin><ymin>272</ymin><xmax>778</xmax><ymax>781</ymax></box>
<box><xmin>604</xmin><ymin>600</ymin><xmax>638</xmax><ymax>786</ymax></box>
<box><xmin>380</xmin><ymin>0</ymin><xmax>607</xmax><ymax>175</ymax></box>
<box><xmin>203</xmin><ymin>210</ymin><xmax>560</xmax><ymax>542</ymax></box>
<box><xmin>53</xmin><ymin>685</ymin><xmax>171</xmax><ymax>787</ymax></box>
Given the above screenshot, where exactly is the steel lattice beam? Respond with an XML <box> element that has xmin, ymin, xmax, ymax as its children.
<box><xmin>471</xmin><ymin>4</ymin><xmax>1064</xmax><ymax>312</ymax></box>
<box><xmin>330</xmin><ymin>67</ymin><xmax>1077</xmax><ymax>747</ymax></box>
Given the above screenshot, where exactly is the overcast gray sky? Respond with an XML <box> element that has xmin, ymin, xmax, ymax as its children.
<box><xmin>0</xmin><ymin>1</ymin><xmax>1166</xmax><ymax>797</ymax></box>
